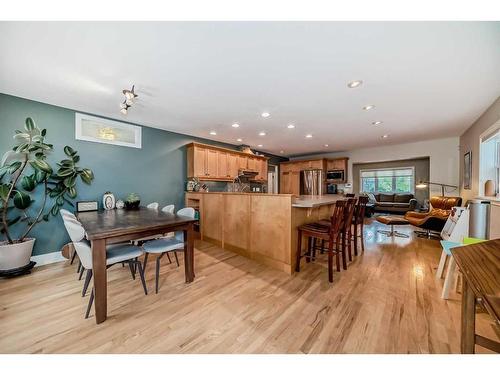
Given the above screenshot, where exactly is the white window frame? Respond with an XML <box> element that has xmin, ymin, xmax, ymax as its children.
<box><xmin>75</xmin><ymin>113</ymin><xmax>142</xmax><ymax>149</ymax></box>
<box><xmin>359</xmin><ymin>166</ymin><xmax>415</xmax><ymax>194</ymax></box>
<box><xmin>479</xmin><ymin>120</ymin><xmax>500</xmax><ymax>197</ymax></box>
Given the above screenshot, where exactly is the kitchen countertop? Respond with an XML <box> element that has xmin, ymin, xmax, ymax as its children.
<box><xmin>292</xmin><ymin>194</ymin><xmax>343</xmax><ymax>208</ymax></box>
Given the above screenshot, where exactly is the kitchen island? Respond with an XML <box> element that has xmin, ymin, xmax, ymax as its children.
<box><xmin>185</xmin><ymin>192</ymin><xmax>342</xmax><ymax>274</ymax></box>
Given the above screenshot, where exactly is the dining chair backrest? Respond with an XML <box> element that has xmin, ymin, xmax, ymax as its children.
<box><xmin>162</xmin><ymin>204</ymin><xmax>175</xmax><ymax>214</ymax></box>
<box><xmin>60</xmin><ymin>208</ymin><xmax>77</xmax><ymax>220</ymax></box>
<box><xmin>354</xmin><ymin>196</ymin><xmax>369</xmax><ymax>224</ymax></box>
<box><xmin>344</xmin><ymin>198</ymin><xmax>357</xmax><ymax>231</ymax></box>
<box><xmin>345</xmin><ymin>193</ymin><xmax>355</xmax><ymax>198</ymax></box>
<box><xmin>329</xmin><ymin>200</ymin><xmax>346</xmax><ymax>238</ymax></box>
<box><xmin>61</xmin><ymin>216</ymin><xmax>93</xmax><ymax>269</ymax></box>
<box><xmin>147</xmin><ymin>202</ymin><xmax>159</xmax><ymax>210</ymax></box>
<box><xmin>174</xmin><ymin>207</ymin><xmax>196</xmax><ymax>242</ymax></box>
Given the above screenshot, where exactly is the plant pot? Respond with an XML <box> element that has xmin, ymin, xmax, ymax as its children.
<box><xmin>124</xmin><ymin>200</ymin><xmax>140</xmax><ymax>210</ymax></box>
<box><xmin>0</xmin><ymin>238</ymin><xmax>36</xmax><ymax>271</ymax></box>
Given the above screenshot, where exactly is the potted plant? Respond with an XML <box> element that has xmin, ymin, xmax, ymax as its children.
<box><xmin>124</xmin><ymin>193</ymin><xmax>140</xmax><ymax>210</ymax></box>
<box><xmin>0</xmin><ymin>117</ymin><xmax>94</xmax><ymax>274</ymax></box>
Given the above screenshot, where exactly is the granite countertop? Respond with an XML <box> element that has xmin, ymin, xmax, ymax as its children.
<box><xmin>292</xmin><ymin>194</ymin><xmax>343</xmax><ymax>208</ymax></box>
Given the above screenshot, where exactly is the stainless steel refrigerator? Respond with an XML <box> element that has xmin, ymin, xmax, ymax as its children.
<box><xmin>300</xmin><ymin>169</ymin><xmax>324</xmax><ymax>195</ymax></box>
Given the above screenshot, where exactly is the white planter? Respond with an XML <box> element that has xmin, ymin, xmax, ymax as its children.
<box><xmin>0</xmin><ymin>238</ymin><xmax>35</xmax><ymax>271</ymax></box>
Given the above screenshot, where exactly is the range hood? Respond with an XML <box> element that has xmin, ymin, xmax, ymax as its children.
<box><xmin>238</xmin><ymin>169</ymin><xmax>258</xmax><ymax>178</ymax></box>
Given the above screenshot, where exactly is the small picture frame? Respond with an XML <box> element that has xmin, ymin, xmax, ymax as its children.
<box><xmin>463</xmin><ymin>151</ymin><xmax>472</xmax><ymax>190</ymax></box>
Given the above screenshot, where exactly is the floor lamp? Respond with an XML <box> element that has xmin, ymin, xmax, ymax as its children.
<box><xmin>416</xmin><ymin>181</ymin><xmax>458</xmax><ymax>196</ymax></box>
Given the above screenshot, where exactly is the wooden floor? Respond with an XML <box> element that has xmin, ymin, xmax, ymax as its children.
<box><xmin>0</xmin><ymin>219</ymin><xmax>497</xmax><ymax>353</ymax></box>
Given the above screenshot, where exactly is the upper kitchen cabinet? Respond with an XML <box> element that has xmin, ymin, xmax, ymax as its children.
<box><xmin>187</xmin><ymin>143</ymin><xmax>269</xmax><ymax>182</ymax></box>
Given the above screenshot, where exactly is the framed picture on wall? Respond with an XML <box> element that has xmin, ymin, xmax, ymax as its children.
<box><xmin>463</xmin><ymin>151</ymin><xmax>472</xmax><ymax>190</ymax></box>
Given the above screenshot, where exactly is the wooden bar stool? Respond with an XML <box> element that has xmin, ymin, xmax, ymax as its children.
<box><xmin>295</xmin><ymin>200</ymin><xmax>346</xmax><ymax>283</ymax></box>
<box><xmin>352</xmin><ymin>196</ymin><xmax>368</xmax><ymax>255</ymax></box>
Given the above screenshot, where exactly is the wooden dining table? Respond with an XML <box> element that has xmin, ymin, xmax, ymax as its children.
<box><xmin>451</xmin><ymin>238</ymin><xmax>500</xmax><ymax>353</ymax></box>
<box><xmin>77</xmin><ymin>207</ymin><xmax>197</xmax><ymax>324</ymax></box>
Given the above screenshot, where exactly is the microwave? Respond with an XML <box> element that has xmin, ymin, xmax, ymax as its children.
<box><xmin>326</xmin><ymin>170</ymin><xmax>344</xmax><ymax>181</ymax></box>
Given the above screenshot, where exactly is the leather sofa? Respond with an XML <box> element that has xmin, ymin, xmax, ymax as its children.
<box><xmin>405</xmin><ymin>196</ymin><xmax>462</xmax><ymax>236</ymax></box>
<box><xmin>367</xmin><ymin>193</ymin><xmax>418</xmax><ymax>214</ymax></box>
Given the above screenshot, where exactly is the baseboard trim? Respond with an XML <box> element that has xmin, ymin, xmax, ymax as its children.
<box><xmin>31</xmin><ymin>252</ymin><xmax>66</xmax><ymax>267</ymax></box>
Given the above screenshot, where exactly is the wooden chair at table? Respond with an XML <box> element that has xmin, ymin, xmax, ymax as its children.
<box><xmin>295</xmin><ymin>200</ymin><xmax>346</xmax><ymax>283</ymax></box>
<box><xmin>352</xmin><ymin>196</ymin><xmax>369</xmax><ymax>256</ymax></box>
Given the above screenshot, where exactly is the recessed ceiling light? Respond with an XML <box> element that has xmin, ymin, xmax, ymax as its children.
<box><xmin>287</xmin><ymin>124</ymin><xmax>295</xmax><ymax>129</ymax></box>
<box><xmin>305</xmin><ymin>134</ymin><xmax>313</xmax><ymax>138</ymax></box>
<box><xmin>382</xmin><ymin>134</ymin><xmax>389</xmax><ymax>139</ymax></box>
<box><xmin>280</xmin><ymin>150</ymin><xmax>284</xmax><ymax>154</ymax></box>
<box><xmin>347</xmin><ymin>80</ymin><xmax>363</xmax><ymax>88</ymax></box>
<box><xmin>261</xmin><ymin>112</ymin><xmax>270</xmax><ymax>118</ymax></box>
<box><xmin>232</xmin><ymin>123</ymin><xmax>240</xmax><ymax>128</ymax></box>
<box><xmin>259</xmin><ymin>131</ymin><xmax>266</xmax><ymax>136</ymax></box>
<box><xmin>363</xmin><ymin>105</ymin><xmax>375</xmax><ymax>111</ymax></box>
<box><xmin>209</xmin><ymin>131</ymin><xmax>217</xmax><ymax>135</ymax></box>
<box><xmin>324</xmin><ymin>144</ymin><xmax>329</xmax><ymax>147</ymax></box>
<box><xmin>257</xmin><ymin>144</ymin><xmax>263</xmax><ymax>147</ymax></box>
<box><xmin>236</xmin><ymin>138</ymin><xmax>242</xmax><ymax>142</ymax></box>
<box><xmin>372</xmin><ymin>121</ymin><xmax>383</xmax><ymax>126</ymax></box>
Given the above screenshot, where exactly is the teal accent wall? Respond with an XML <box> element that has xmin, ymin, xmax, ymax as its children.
<box><xmin>0</xmin><ymin>93</ymin><xmax>287</xmax><ymax>255</ymax></box>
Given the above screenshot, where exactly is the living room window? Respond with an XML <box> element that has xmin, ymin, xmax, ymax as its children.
<box><xmin>479</xmin><ymin>122</ymin><xmax>500</xmax><ymax>197</ymax></box>
<box><xmin>360</xmin><ymin>167</ymin><xmax>415</xmax><ymax>194</ymax></box>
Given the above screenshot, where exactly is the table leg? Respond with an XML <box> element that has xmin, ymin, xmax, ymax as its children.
<box><xmin>91</xmin><ymin>239</ymin><xmax>107</xmax><ymax>324</ymax></box>
<box><xmin>461</xmin><ymin>279</ymin><xmax>476</xmax><ymax>354</ymax></box>
<box><xmin>184</xmin><ymin>223</ymin><xmax>195</xmax><ymax>283</ymax></box>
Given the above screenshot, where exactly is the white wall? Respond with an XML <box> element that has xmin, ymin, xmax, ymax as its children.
<box><xmin>291</xmin><ymin>137</ymin><xmax>460</xmax><ymax>197</ymax></box>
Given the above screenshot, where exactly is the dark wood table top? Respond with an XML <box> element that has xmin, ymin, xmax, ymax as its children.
<box><xmin>451</xmin><ymin>239</ymin><xmax>500</xmax><ymax>325</ymax></box>
<box><xmin>77</xmin><ymin>207</ymin><xmax>197</xmax><ymax>240</ymax></box>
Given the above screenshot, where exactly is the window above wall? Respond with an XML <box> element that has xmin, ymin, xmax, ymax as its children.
<box><xmin>360</xmin><ymin>167</ymin><xmax>415</xmax><ymax>194</ymax></box>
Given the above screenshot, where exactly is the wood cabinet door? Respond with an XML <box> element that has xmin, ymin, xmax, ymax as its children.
<box><xmin>227</xmin><ymin>153</ymin><xmax>239</xmax><ymax>179</ymax></box>
<box><xmin>280</xmin><ymin>172</ymin><xmax>290</xmax><ymax>193</ymax></box>
<box><xmin>280</xmin><ymin>163</ymin><xmax>290</xmax><ymax>173</ymax></box>
<box><xmin>247</xmin><ymin>157</ymin><xmax>257</xmax><ymax>171</ymax></box>
<box><xmin>237</xmin><ymin>155</ymin><xmax>247</xmax><ymax>170</ymax></box>
<box><xmin>259</xmin><ymin>159</ymin><xmax>268</xmax><ymax>181</ymax></box>
<box><xmin>206</xmin><ymin>149</ymin><xmax>218</xmax><ymax>177</ymax></box>
<box><xmin>217</xmin><ymin>152</ymin><xmax>229</xmax><ymax>178</ymax></box>
<box><xmin>193</xmin><ymin>147</ymin><xmax>207</xmax><ymax>177</ymax></box>
<box><xmin>290</xmin><ymin>171</ymin><xmax>300</xmax><ymax>195</ymax></box>
<box><xmin>310</xmin><ymin>159</ymin><xmax>323</xmax><ymax>169</ymax></box>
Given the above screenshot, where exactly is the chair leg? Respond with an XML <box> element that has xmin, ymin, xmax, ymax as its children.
<box><xmin>328</xmin><ymin>239</ymin><xmax>334</xmax><ymax>283</ymax></box>
<box><xmin>442</xmin><ymin>257</ymin><xmax>457</xmax><ymax>299</ymax></box>
<box><xmin>360</xmin><ymin>222</ymin><xmax>365</xmax><ymax>252</ymax></box>
<box><xmin>166</xmin><ymin>252</ymin><xmax>172</xmax><ymax>264</ymax></box>
<box><xmin>85</xmin><ymin>288</ymin><xmax>94</xmax><ymax>319</ymax></box>
<box><xmin>128</xmin><ymin>262</ymin><xmax>136</xmax><ymax>280</ymax></box>
<box><xmin>136</xmin><ymin>261</ymin><xmax>148</xmax><ymax>295</ymax></box>
<box><xmin>335</xmin><ymin>237</ymin><xmax>341</xmax><ymax>272</ymax></box>
<box><xmin>341</xmin><ymin>232</ymin><xmax>347</xmax><ymax>270</ymax></box>
<box><xmin>143</xmin><ymin>252</ymin><xmax>149</xmax><ymax>275</ymax></box>
<box><xmin>320</xmin><ymin>239</ymin><xmax>325</xmax><ymax>254</ymax></box>
<box><xmin>295</xmin><ymin>229</ymin><xmax>302</xmax><ymax>272</ymax></box>
<box><xmin>155</xmin><ymin>256</ymin><xmax>161</xmax><ymax>294</ymax></box>
<box><xmin>78</xmin><ymin>265</ymin><xmax>85</xmax><ymax>280</ymax></box>
<box><xmin>82</xmin><ymin>269</ymin><xmax>93</xmax><ymax>297</ymax></box>
<box><xmin>436</xmin><ymin>251</ymin><xmax>448</xmax><ymax>279</ymax></box>
<box><xmin>77</xmin><ymin>261</ymin><xmax>82</xmax><ymax>273</ymax></box>
<box><xmin>172</xmin><ymin>251</ymin><xmax>180</xmax><ymax>267</ymax></box>
<box><xmin>353</xmin><ymin>223</ymin><xmax>358</xmax><ymax>256</ymax></box>
<box><xmin>306</xmin><ymin>236</ymin><xmax>312</xmax><ymax>263</ymax></box>
<box><xmin>70</xmin><ymin>250</ymin><xmax>77</xmax><ymax>265</ymax></box>
<box><xmin>347</xmin><ymin>231</ymin><xmax>352</xmax><ymax>262</ymax></box>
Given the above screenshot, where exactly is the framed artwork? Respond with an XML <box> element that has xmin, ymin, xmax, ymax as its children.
<box><xmin>463</xmin><ymin>151</ymin><xmax>472</xmax><ymax>190</ymax></box>
<box><xmin>75</xmin><ymin>113</ymin><xmax>142</xmax><ymax>149</ymax></box>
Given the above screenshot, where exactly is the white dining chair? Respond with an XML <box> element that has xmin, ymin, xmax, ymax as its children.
<box><xmin>61</xmin><ymin>216</ymin><xmax>148</xmax><ymax>318</ymax></box>
<box><xmin>161</xmin><ymin>204</ymin><xmax>175</xmax><ymax>214</ymax></box>
<box><xmin>147</xmin><ymin>202</ymin><xmax>159</xmax><ymax>210</ymax></box>
<box><xmin>141</xmin><ymin>207</ymin><xmax>195</xmax><ymax>293</ymax></box>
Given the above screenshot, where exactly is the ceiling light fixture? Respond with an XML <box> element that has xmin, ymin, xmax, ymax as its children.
<box><xmin>236</xmin><ymin>138</ymin><xmax>242</xmax><ymax>142</ymax></box>
<box><xmin>209</xmin><ymin>131</ymin><xmax>217</xmax><ymax>135</ymax></box>
<box><xmin>257</xmin><ymin>144</ymin><xmax>263</xmax><ymax>147</ymax></box>
<box><xmin>280</xmin><ymin>150</ymin><xmax>284</xmax><ymax>154</ymax></box>
<box><xmin>347</xmin><ymin>80</ymin><xmax>363</xmax><ymax>88</ymax></box>
<box><xmin>259</xmin><ymin>131</ymin><xmax>266</xmax><ymax>136</ymax></box>
<box><xmin>305</xmin><ymin>134</ymin><xmax>313</xmax><ymax>138</ymax></box>
<box><xmin>372</xmin><ymin>121</ymin><xmax>383</xmax><ymax>126</ymax></box>
<box><xmin>287</xmin><ymin>124</ymin><xmax>295</xmax><ymax>129</ymax></box>
<box><xmin>324</xmin><ymin>144</ymin><xmax>329</xmax><ymax>147</ymax></box>
<box><xmin>363</xmin><ymin>105</ymin><xmax>375</xmax><ymax>110</ymax></box>
<box><xmin>119</xmin><ymin>85</ymin><xmax>138</xmax><ymax>115</ymax></box>
<box><xmin>232</xmin><ymin>123</ymin><xmax>240</xmax><ymax>128</ymax></box>
<box><xmin>261</xmin><ymin>112</ymin><xmax>270</xmax><ymax>118</ymax></box>
<box><xmin>382</xmin><ymin>134</ymin><xmax>389</xmax><ymax>139</ymax></box>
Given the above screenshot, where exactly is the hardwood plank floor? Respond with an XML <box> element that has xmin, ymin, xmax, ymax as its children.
<box><xmin>0</xmin><ymin>219</ymin><xmax>497</xmax><ymax>353</ymax></box>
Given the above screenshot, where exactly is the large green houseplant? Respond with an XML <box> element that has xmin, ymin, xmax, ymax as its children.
<box><xmin>0</xmin><ymin>117</ymin><xmax>94</xmax><ymax>272</ymax></box>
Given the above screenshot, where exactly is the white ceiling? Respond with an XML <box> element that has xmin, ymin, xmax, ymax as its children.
<box><xmin>1</xmin><ymin>22</ymin><xmax>499</xmax><ymax>156</ymax></box>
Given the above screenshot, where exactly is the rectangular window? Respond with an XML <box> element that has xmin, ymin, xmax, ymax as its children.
<box><xmin>479</xmin><ymin>123</ymin><xmax>500</xmax><ymax>197</ymax></box>
<box><xmin>360</xmin><ymin>167</ymin><xmax>414</xmax><ymax>194</ymax></box>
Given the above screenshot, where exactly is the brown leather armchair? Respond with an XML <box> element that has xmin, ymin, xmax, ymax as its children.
<box><xmin>405</xmin><ymin>196</ymin><xmax>462</xmax><ymax>238</ymax></box>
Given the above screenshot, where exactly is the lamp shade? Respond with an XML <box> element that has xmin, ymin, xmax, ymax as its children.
<box><xmin>416</xmin><ymin>181</ymin><xmax>428</xmax><ymax>189</ymax></box>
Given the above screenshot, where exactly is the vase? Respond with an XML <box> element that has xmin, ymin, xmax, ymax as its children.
<box><xmin>0</xmin><ymin>238</ymin><xmax>36</xmax><ymax>271</ymax></box>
